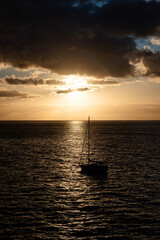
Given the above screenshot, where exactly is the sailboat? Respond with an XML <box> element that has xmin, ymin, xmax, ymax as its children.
<box><xmin>80</xmin><ymin>116</ymin><xmax>108</xmax><ymax>175</ymax></box>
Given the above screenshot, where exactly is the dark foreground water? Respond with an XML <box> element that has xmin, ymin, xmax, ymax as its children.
<box><xmin>0</xmin><ymin>121</ymin><xmax>160</xmax><ymax>240</ymax></box>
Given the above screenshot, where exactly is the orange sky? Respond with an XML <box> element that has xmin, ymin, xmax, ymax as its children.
<box><xmin>0</xmin><ymin>69</ymin><xmax>160</xmax><ymax>120</ymax></box>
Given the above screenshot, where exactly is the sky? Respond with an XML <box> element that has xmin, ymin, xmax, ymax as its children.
<box><xmin>0</xmin><ymin>0</ymin><xmax>160</xmax><ymax>120</ymax></box>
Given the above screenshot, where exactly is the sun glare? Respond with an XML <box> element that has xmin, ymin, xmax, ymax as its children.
<box><xmin>61</xmin><ymin>75</ymin><xmax>89</xmax><ymax>105</ymax></box>
<box><xmin>67</xmin><ymin>90</ymin><xmax>86</xmax><ymax>105</ymax></box>
<box><xmin>64</xmin><ymin>75</ymin><xmax>87</xmax><ymax>88</ymax></box>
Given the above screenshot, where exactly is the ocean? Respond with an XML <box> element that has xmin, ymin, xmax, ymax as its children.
<box><xmin>0</xmin><ymin>121</ymin><xmax>160</xmax><ymax>240</ymax></box>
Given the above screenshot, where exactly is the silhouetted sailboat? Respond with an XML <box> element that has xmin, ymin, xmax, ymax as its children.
<box><xmin>80</xmin><ymin>116</ymin><xmax>108</xmax><ymax>175</ymax></box>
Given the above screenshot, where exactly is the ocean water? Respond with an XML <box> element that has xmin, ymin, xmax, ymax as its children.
<box><xmin>0</xmin><ymin>121</ymin><xmax>160</xmax><ymax>240</ymax></box>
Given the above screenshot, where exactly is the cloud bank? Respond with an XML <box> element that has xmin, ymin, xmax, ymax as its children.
<box><xmin>0</xmin><ymin>90</ymin><xmax>33</xmax><ymax>98</ymax></box>
<box><xmin>0</xmin><ymin>0</ymin><xmax>160</xmax><ymax>78</ymax></box>
<box><xmin>1</xmin><ymin>76</ymin><xmax>65</xmax><ymax>85</ymax></box>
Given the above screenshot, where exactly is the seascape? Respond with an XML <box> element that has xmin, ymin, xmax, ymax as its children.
<box><xmin>0</xmin><ymin>121</ymin><xmax>160</xmax><ymax>240</ymax></box>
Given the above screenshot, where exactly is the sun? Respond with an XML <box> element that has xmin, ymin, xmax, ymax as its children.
<box><xmin>62</xmin><ymin>75</ymin><xmax>89</xmax><ymax>105</ymax></box>
<box><xmin>66</xmin><ymin>89</ymin><xmax>88</xmax><ymax>106</ymax></box>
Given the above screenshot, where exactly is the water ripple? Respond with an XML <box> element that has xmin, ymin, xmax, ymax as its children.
<box><xmin>0</xmin><ymin>121</ymin><xmax>160</xmax><ymax>239</ymax></box>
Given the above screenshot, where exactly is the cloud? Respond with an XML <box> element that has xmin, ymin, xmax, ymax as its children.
<box><xmin>0</xmin><ymin>62</ymin><xmax>10</xmax><ymax>70</ymax></box>
<box><xmin>56</xmin><ymin>87</ymin><xmax>90</xmax><ymax>95</ymax></box>
<box><xmin>45</xmin><ymin>79</ymin><xmax>65</xmax><ymax>85</ymax></box>
<box><xmin>150</xmin><ymin>37</ymin><xmax>160</xmax><ymax>45</ymax></box>
<box><xmin>0</xmin><ymin>0</ymin><xmax>160</xmax><ymax>78</ymax></box>
<box><xmin>0</xmin><ymin>90</ymin><xmax>33</xmax><ymax>98</ymax></box>
<box><xmin>130</xmin><ymin>48</ymin><xmax>160</xmax><ymax>77</ymax></box>
<box><xmin>1</xmin><ymin>76</ymin><xmax>65</xmax><ymax>85</ymax></box>
<box><xmin>4</xmin><ymin>76</ymin><xmax>44</xmax><ymax>85</ymax></box>
<box><xmin>97</xmin><ymin>0</ymin><xmax>160</xmax><ymax>37</ymax></box>
<box><xmin>149</xmin><ymin>76</ymin><xmax>160</xmax><ymax>83</ymax></box>
<box><xmin>141</xmin><ymin>50</ymin><xmax>160</xmax><ymax>77</ymax></box>
<box><xmin>88</xmin><ymin>79</ymin><xmax>121</xmax><ymax>85</ymax></box>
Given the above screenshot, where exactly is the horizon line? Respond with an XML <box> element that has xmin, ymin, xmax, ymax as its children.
<box><xmin>0</xmin><ymin>119</ymin><xmax>160</xmax><ymax>122</ymax></box>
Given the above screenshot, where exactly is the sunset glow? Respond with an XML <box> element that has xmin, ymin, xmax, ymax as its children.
<box><xmin>64</xmin><ymin>75</ymin><xmax>88</xmax><ymax>88</ymax></box>
<box><xmin>0</xmin><ymin>0</ymin><xmax>160</xmax><ymax>120</ymax></box>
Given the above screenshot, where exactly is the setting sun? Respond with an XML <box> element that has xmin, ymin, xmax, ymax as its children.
<box><xmin>66</xmin><ymin>90</ymin><xmax>87</xmax><ymax>105</ymax></box>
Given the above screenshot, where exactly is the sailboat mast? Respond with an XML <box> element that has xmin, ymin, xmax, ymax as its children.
<box><xmin>88</xmin><ymin>116</ymin><xmax>90</xmax><ymax>163</ymax></box>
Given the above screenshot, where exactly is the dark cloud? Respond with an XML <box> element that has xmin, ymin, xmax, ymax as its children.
<box><xmin>130</xmin><ymin>48</ymin><xmax>160</xmax><ymax>77</ymax></box>
<box><xmin>45</xmin><ymin>79</ymin><xmax>65</xmax><ymax>85</ymax></box>
<box><xmin>56</xmin><ymin>87</ymin><xmax>90</xmax><ymax>94</ymax></box>
<box><xmin>88</xmin><ymin>79</ymin><xmax>121</xmax><ymax>85</ymax></box>
<box><xmin>96</xmin><ymin>0</ymin><xmax>160</xmax><ymax>37</ymax></box>
<box><xmin>2</xmin><ymin>76</ymin><xmax>65</xmax><ymax>85</ymax></box>
<box><xmin>141</xmin><ymin>50</ymin><xmax>160</xmax><ymax>77</ymax></box>
<box><xmin>4</xmin><ymin>76</ymin><xmax>44</xmax><ymax>85</ymax></box>
<box><xmin>0</xmin><ymin>90</ymin><xmax>32</xmax><ymax>98</ymax></box>
<box><xmin>0</xmin><ymin>0</ymin><xmax>160</xmax><ymax>78</ymax></box>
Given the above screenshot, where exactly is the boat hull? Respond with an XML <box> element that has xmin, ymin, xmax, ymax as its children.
<box><xmin>80</xmin><ymin>163</ymin><xmax>108</xmax><ymax>175</ymax></box>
